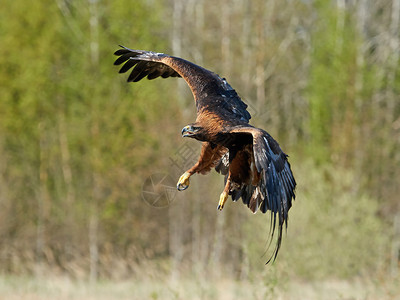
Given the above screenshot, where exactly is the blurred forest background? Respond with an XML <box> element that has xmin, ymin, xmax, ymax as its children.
<box><xmin>1</xmin><ymin>0</ymin><xmax>400</xmax><ymax>299</ymax></box>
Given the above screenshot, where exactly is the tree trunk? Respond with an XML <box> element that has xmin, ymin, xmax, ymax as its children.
<box><xmin>37</xmin><ymin>121</ymin><xmax>50</xmax><ymax>271</ymax></box>
<box><xmin>88</xmin><ymin>0</ymin><xmax>100</xmax><ymax>282</ymax></box>
<box><xmin>169</xmin><ymin>0</ymin><xmax>185</xmax><ymax>281</ymax></box>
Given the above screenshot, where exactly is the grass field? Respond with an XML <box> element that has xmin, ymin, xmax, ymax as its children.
<box><xmin>0</xmin><ymin>275</ymin><xmax>398</xmax><ymax>300</ymax></box>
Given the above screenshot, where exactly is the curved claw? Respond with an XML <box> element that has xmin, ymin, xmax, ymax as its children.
<box><xmin>177</xmin><ymin>182</ymin><xmax>189</xmax><ymax>191</ymax></box>
<box><xmin>177</xmin><ymin>172</ymin><xmax>191</xmax><ymax>191</ymax></box>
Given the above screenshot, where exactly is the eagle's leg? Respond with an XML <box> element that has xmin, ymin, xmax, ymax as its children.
<box><xmin>217</xmin><ymin>176</ymin><xmax>231</xmax><ymax>211</ymax></box>
<box><xmin>177</xmin><ymin>171</ymin><xmax>192</xmax><ymax>191</ymax></box>
<box><xmin>177</xmin><ymin>142</ymin><xmax>226</xmax><ymax>191</ymax></box>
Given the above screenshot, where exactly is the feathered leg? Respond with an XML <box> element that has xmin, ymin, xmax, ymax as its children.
<box><xmin>217</xmin><ymin>173</ymin><xmax>231</xmax><ymax>211</ymax></box>
<box><xmin>176</xmin><ymin>142</ymin><xmax>227</xmax><ymax>191</ymax></box>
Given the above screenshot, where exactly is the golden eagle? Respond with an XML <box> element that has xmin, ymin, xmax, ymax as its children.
<box><xmin>114</xmin><ymin>45</ymin><xmax>296</xmax><ymax>261</ymax></box>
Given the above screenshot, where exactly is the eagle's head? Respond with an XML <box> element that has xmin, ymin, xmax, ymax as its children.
<box><xmin>181</xmin><ymin>124</ymin><xmax>205</xmax><ymax>140</ymax></box>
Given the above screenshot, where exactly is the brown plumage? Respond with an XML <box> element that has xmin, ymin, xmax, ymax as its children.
<box><xmin>114</xmin><ymin>45</ymin><xmax>296</xmax><ymax>262</ymax></box>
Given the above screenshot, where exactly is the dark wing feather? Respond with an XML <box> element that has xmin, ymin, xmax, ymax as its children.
<box><xmin>114</xmin><ymin>46</ymin><xmax>181</xmax><ymax>81</ymax></box>
<box><xmin>215</xmin><ymin>152</ymin><xmax>229</xmax><ymax>175</ymax></box>
<box><xmin>230</xmin><ymin>126</ymin><xmax>296</xmax><ymax>262</ymax></box>
<box><xmin>203</xmin><ymin>78</ymin><xmax>251</xmax><ymax>122</ymax></box>
<box><xmin>114</xmin><ymin>45</ymin><xmax>251</xmax><ymax>122</ymax></box>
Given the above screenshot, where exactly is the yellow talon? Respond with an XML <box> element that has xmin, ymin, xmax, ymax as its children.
<box><xmin>177</xmin><ymin>172</ymin><xmax>191</xmax><ymax>191</ymax></box>
<box><xmin>217</xmin><ymin>191</ymin><xmax>228</xmax><ymax>211</ymax></box>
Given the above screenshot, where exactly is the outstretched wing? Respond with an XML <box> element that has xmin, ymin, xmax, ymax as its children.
<box><xmin>229</xmin><ymin>126</ymin><xmax>296</xmax><ymax>262</ymax></box>
<box><xmin>114</xmin><ymin>45</ymin><xmax>251</xmax><ymax>122</ymax></box>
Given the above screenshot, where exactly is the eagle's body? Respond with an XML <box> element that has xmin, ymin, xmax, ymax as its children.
<box><xmin>114</xmin><ymin>46</ymin><xmax>296</xmax><ymax>261</ymax></box>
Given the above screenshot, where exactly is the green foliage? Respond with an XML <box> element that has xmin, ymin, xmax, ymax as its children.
<box><xmin>307</xmin><ymin>1</ymin><xmax>359</xmax><ymax>163</ymax></box>
<box><xmin>237</xmin><ymin>161</ymin><xmax>387</xmax><ymax>281</ymax></box>
<box><xmin>283</xmin><ymin>160</ymin><xmax>388</xmax><ymax>279</ymax></box>
<box><xmin>0</xmin><ymin>0</ymin><xmax>179</xmax><ymax>273</ymax></box>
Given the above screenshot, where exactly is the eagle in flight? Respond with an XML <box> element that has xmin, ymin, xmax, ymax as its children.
<box><xmin>114</xmin><ymin>46</ymin><xmax>296</xmax><ymax>261</ymax></box>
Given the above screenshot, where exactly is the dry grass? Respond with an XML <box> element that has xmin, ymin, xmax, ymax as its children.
<box><xmin>0</xmin><ymin>275</ymin><xmax>398</xmax><ymax>300</ymax></box>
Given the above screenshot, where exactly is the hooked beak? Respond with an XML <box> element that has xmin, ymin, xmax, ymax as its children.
<box><xmin>181</xmin><ymin>125</ymin><xmax>194</xmax><ymax>137</ymax></box>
